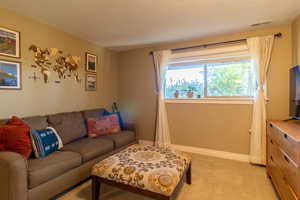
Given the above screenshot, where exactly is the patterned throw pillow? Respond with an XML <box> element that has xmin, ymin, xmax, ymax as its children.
<box><xmin>0</xmin><ymin>116</ymin><xmax>32</xmax><ymax>159</ymax></box>
<box><xmin>30</xmin><ymin>127</ymin><xmax>63</xmax><ymax>158</ymax></box>
<box><xmin>102</xmin><ymin>111</ymin><xmax>125</xmax><ymax>130</ymax></box>
<box><xmin>87</xmin><ymin>114</ymin><xmax>120</xmax><ymax>138</ymax></box>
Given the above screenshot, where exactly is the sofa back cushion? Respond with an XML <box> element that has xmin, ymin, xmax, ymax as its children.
<box><xmin>22</xmin><ymin>116</ymin><xmax>48</xmax><ymax>130</ymax></box>
<box><xmin>47</xmin><ymin>112</ymin><xmax>86</xmax><ymax>144</ymax></box>
<box><xmin>81</xmin><ymin>109</ymin><xmax>106</xmax><ymax>119</ymax></box>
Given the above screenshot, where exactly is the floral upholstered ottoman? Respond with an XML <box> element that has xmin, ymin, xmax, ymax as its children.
<box><xmin>91</xmin><ymin>144</ymin><xmax>192</xmax><ymax>200</ymax></box>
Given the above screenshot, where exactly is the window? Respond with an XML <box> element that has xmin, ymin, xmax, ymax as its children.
<box><xmin>164</xmin><ymin>45</ymin><xmax>254</xmax><ymax>100</ymax></box>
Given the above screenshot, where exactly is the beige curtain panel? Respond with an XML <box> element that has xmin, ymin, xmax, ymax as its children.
<box><xmin>247</xmin><ymin>35</ymin><xmax>274</xmax><ymax>165</ymax></box>
<box><xmin>153</xmin><ymin>50</ymin><xmax>172</xmax><ymax>147</ymax></box>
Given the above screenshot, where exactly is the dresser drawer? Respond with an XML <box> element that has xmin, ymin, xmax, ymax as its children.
<box><xmin>267</xmin><ymin>147</ymin><xmax>280</xmax><ymax>185</ymax></box>
<box><xmin>279</xmin><ymin>174</ymin><xmax>298</xmax><ymax>200</ymax></box>
<box><xmin>268</xmin><ymin>121</ymin><xmax>300</xmax><ymax>200</ymax></box>
<box><xmin>269</xmin><ymin>124</ymin><xmax>299</xmax><ymax>162</ymax></box>
<box><xmin>277</xmin><ymin>148</ymin><xmax>299</xmax><ymax>196</ymax></box>
<box><xmin>272</xmin><ymin>163</ymin><xmax>298</xmax><ymax>200</ymax></box>
<box><xmin>268</xmin><ymin>136</ymin><xmax>280</xmax><ymax>165</ymax></box>
<box><xmin>269</xmin><ymin>160</ymin><xmax>294</xmax><ymax>200</ymax></box>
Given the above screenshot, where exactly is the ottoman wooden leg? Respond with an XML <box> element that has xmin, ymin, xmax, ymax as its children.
<box><xmin>92</xmin><ymin>176</ymin><xmax>101</xmax><ymax>200</ymax></box>
<box><xmin>186</xmin><ymin>163</ymin><xmax>192</xmax><ymax>185</ymax></box>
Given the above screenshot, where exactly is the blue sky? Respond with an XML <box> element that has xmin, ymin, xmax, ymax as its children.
<box><xmin>0</xmin><ymin>63</ymin><xmax>17</xmax><ymax>76</ymax></box>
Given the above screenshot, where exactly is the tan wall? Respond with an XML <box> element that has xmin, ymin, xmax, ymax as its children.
<box><xmin>118</xmin><ymin>25</ymin><xmax>292</xmax><ymax>154</ymax></box>
<box><xmin>0</xmin><ymin>8</ymin><xmax>119</xmax><ymax>119</ymax></box>
<box><xmin>292</xmin><ymin>15</ymin><xmax>300</xmax><ymax>65</ymax></box>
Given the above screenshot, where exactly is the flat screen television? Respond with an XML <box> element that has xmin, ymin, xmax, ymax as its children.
<box><xmin>290</xmin><ymin>65</ymin><xmax>300</xmax><ymax>119</ymax></box>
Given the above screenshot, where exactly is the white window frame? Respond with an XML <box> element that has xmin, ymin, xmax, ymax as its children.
<box><xmin>165</xmin><ymin>44</ymin><xmax>254</xmax><ymax>104</ymax></box>
<box><xmin>165</xmin><ymin>98</ymin><xmax>253</xmax><ymax>105</ymax></box>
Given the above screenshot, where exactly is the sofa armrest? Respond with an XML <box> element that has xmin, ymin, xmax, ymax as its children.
<box><xmin>0</xmin><ymin>151</ymin><xmax>28</xmax><ymax>200</ymax></box>
<box><xmin>123</xmin><ymin>122</ymin><xmax>138</xmax><ymax>140</ymax></box>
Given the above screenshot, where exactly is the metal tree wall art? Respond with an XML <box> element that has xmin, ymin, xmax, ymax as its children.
<box><xmin>28</xmin><ymin>45</ymin><xmax>52</xmax><ymax>83</ymax></box>
<box><xmin>54</xmin><ymin>54</ymin><xmax>81</xmax><ymax>82</ymax></box>
<box><xmin>29</xmin><ymin>45</ymin><xmax>81</xmax><ymax>83</ymax></box>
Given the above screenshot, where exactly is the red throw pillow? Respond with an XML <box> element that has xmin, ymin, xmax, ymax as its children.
<box><xmin>0</xmin><ymin>116</ymin><xmax>32</xmax><ymax>159</ymax></box>
<box><xmin>9</xmin><ymin>116</ymin><xmax>30</xmax><ymax>128</ymax></box>
<box><xmin>87</xmin><ymin>114</ymin><xmax>120</xmax><ymax>138</ymax></box>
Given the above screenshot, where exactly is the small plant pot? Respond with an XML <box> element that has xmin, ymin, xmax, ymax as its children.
<box><xmin>174</xmin><ymin>91</ymin><xmax>180</xmax><ymax>98</ymax></box>
<box><xmin>187</xmin><ymin>90</ymin><xmax>194</xmax><ymax>98</ymax></box>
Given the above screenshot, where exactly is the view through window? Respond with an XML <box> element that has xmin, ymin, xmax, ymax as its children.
<box><xmin>165</xmin><ymin>60</ymin><xmax>254</xmax><ymax>99</ymax></box>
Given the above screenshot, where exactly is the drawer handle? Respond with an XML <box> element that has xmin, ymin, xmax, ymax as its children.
<box><xmin>270</xmin><ymin>156</ymin><xmax>273</xmax><ymax>161</ymax></box>
<box><xmin>283</xmin><ymin>176</ymin><xmax>287</xmax><ymax>183</ymax></box>
<box><xmin>270</xmin><ymin>139</ymin><xmax>273</xmax><ymax>144</ymax></box>
<box><xmin>283</xmin><ymin>155</ymin><xmax>290</xmax><ymax>163</ymax></box>
<box><xmin>270</xmin><ymin>124</ymin><xmax>273</xmax><ymax>127</ymax></box>
<box><xmin>284</xmin><ymin>134</ymin><xmax>288</xmax><ymax>139</ymax></box>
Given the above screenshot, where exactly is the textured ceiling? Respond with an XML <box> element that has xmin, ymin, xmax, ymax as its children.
<box><xmin>1</xmin><ymin>0</ymin><xmax>300</xmax><ymax>51</ymax></box>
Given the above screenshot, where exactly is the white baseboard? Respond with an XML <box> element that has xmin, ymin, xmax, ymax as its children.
<box><xmin>139</xmin><ymin>140</ymin><xmax>249</xmax><ymax>163</ymax></box>
<box><xmin>139</xmin><ymin>140</ymin><xmax>155</xmax><ymax>145</ymax></box>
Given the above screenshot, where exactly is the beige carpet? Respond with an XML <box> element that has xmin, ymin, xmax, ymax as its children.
<box><xmin>57</xmin><ymin>154</ymin><xmax>279</xmax><ymax>200</ymax></box>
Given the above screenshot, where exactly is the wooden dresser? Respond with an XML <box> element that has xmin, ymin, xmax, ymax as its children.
<box><xmin>267</xmin><ymin>120</ymin><xmax>300</xmax><ymax>200</ymax></box>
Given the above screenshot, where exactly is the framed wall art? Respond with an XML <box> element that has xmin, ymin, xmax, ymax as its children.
<box><xmin>0</xmin><ymin>27</ymin><xmax>20</xmax><ymax>58</ymax></box>
<box><xmin>0</xmin><ymin>60</ymin><xmax>22</xmax><ymax>90</ymax></box>
<box><xmin>86</xmin><ymin>73</ymin><xmax>97</xmax><ymax>91</ymax></box>
<box><xmin>86</xmin><ymin>53</ymin><xmax>97</xmax><ymax>73</ymax></box>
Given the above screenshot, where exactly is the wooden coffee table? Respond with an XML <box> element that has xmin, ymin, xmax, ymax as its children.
<box><xmin>91</xmin><ymin>144</ymin><xmax>192</xmax><ymax>200</ymax></box>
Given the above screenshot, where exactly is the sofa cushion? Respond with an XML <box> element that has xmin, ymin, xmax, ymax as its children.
<box><xmin>22</xmin><ymin>116</ymin><xmax>48</xmax><ymax>130</ymax></box>
<box><xmin>101</xmin><ymin>131</ymin><xmax>136</xmax><ymax>148</ymax></box>
<box><xmin>47</xmin><ymin>112</ymin><xmax>86</xmax><ymax>144</ymax></box>
<box><xmin>28</xmin><ymin>151</ymin><xmax>81</xmax><ymax>189</ymax></box>
<box><xmin>81</xmin><ymin>108</ymin><xmax>106</xmax><ymax>119</ymax></box>
<box><xmin>61</xmin><ymin>137</ymin><xmax>114</xmax><ymax>163</ymax></box>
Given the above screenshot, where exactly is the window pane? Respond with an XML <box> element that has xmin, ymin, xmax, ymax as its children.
<box><xmin>207</xmin><ymin>60</ymin><xmax>253</xmax><ymax>97</ymax></box>
<box><xmin>165</xmin><ymin>65</ymin><xmax>204</xmax><ymax>99</ymax></box>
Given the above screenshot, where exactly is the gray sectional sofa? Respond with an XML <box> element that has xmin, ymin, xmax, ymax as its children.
<box><xmin>0</xmin><ymin>108</ymin><xmax>138</xmax><ymax>200</ymax></box>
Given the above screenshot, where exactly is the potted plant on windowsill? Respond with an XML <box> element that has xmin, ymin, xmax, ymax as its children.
<box><xmin>183</xmin><ymin>86</ymin><xmax>197</xmax><ymax>98</ymax></box>
<box><xmin>174</xmin><ymin>90</ymin><xmax>180</xmax><ymax>98</ymax></box>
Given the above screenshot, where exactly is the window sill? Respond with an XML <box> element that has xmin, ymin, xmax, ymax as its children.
<box><xmin>164</xmin><ymin>98</ymin><xmax>253</xmax><ymax>105</ymax></box>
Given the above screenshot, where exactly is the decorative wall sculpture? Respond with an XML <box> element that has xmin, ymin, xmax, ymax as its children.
<box><xmin>29</xmin><ymin>45</ymin><xmax>81</xmax><ymax>83</ymax></box>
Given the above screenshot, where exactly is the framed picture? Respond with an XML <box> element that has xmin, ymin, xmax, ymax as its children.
<box><xmin>0</xmin><ymin>60</ymin><xmax>22</xmax><ymax>90</ymax></box>
<box><xmin>86</xmin><ymin>73</ymin><xmax>97</xmax><ymax>91</ymax></box>
<box><xmin>86</xmin><ymin>53</ymin><xmax>97</xmax><ymax>72</ymax></box>
<box><xmin>0</xmin><ymin>27</ymin><xmax>20</xmax><ymax>58</ymax></box>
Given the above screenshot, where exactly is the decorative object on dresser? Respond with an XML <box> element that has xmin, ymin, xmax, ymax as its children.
<box><xmin>86</xmin><ymin>52</ymin><xmax>97</xmax><ymax>73</ymax></box>
<box><xmin>267</xmin><ymin>120</ymin><xmax>300</xmax><ymax>200</ymax></box>
<box><xmin>0</xmin><ymin>59</ymin><xmax>22</xmax><ymax>90</ymax></box>
<box><xmin>86</xmin><ymin>73</ymin><xmax>97</xmax><ymax>91</ymax></box>
<box><xmin>0</xmin><ymin>27</ymin><xmax>20</xmax><ymax>58</ymax></box>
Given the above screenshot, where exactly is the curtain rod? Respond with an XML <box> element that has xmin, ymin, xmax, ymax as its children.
<box><xmin>149</xmin><ymin>32</ymin><xmax>282</xmax><ymax>55</ymax></box>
